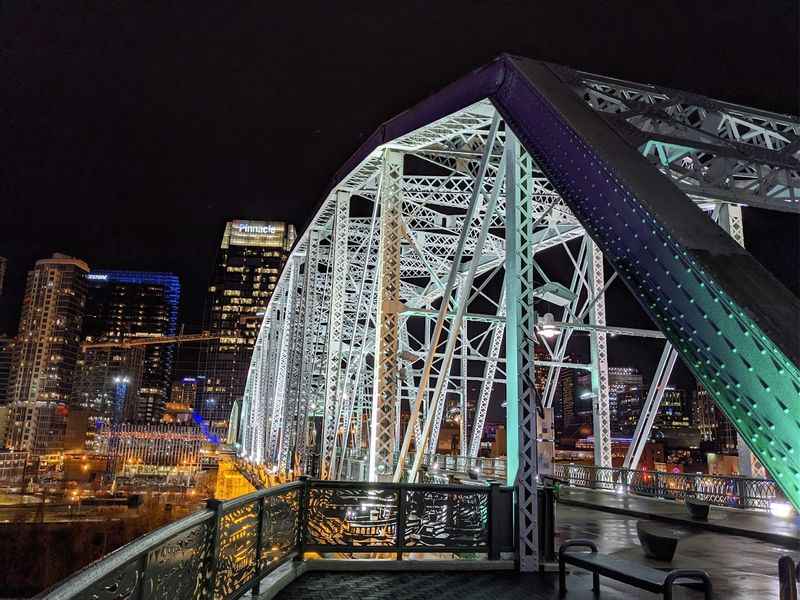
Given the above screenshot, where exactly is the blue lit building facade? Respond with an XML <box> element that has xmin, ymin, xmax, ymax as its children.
<box><xmin>74</xmin><ymin>271</ymin><xmax>180</xmax><ymax>422</ymax></box>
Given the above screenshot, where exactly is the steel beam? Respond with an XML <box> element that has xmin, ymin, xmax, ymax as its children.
<box><xmin>370</xmin><ymin>149</ymin><xmax>404</xmax><ymax>480</ymax></box>
<box><xmin>321</xmin><ymin>191</ymin><xmax>350</xmax><ymax>478</ymax></box>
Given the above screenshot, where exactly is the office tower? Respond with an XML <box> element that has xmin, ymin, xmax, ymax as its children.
<box><xmin>6</xmin><ymin>254</ymin><xmax>89</xmax><ymax>454</ymax></box>
<box><xmin>170</xmin><ymin>376</ymin><xmax>199</xmax><ymax>406</ymax></box>
<box><xmin>654</xmin><ymin>387</ymin><xmax>691</xmax><ymax>430</ymax></box>
<box><xmin>556</xmin><ymin>366</ymin><xmax>576</xmax><ymax>430</ymax></box>
<box><xmin>73</xmin><ymin>345</ymin><xmax>144</xmax><ymax>419</ymax></box>
<box><xmin>0</xmin><ymin>256</ymin><xmax>6</xmax><ymax>297</ymax></box>
<box><xmin>607</xmin><ymin>367</ymin><xmax>643</xmax><ymax>430</ymax></box>
<box><xmin>76</xmin><ymin>271</ymin><xmax>180</xmax><ymax>422</ymax></box>
<box><xmin>617</xmin><ymin>387</ymin><xmax>644</xmax><ymax>435</ymax></box>
<box><xmin>201</xmin><ymin>220</ymin><xmax>295</xmax><ymax>428</ymax></box>
<box><xmin>0</xmin><ymin>336</ymin><xmax>12</xmax><ymax>405</ymax></box>
<box><xmin>694</xmin><ymin>384</ymin><xmax>737</xmax><ymax>453</ymax></box>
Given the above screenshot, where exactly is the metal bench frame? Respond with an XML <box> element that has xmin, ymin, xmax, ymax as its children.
<box><xmin>558</xmin><ymin>539</ymin><xmax>712</xmax><ymax>599</ymax></box>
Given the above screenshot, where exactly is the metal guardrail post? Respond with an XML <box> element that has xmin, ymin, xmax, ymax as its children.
<box><xmin>135</xmin><ymin>552</ymin><xmax>149</xmax><ymax>600</ymax></box>
<box><xmin>396</xmin><ymin>483</ymin><xmax>407</xmax><ymax>560</ymax></box>
<box><xmin>538</xmin><ymin>485</ymin><xmax>556</xmax><ymax>564</ymax></box>
<box><xmin>206</xmin><ymin>498</ymin><xmax>224</xmax><ymax>600</ymax></box>
<box><xmin>296</xmin><ymin>476</ymin><xmax>309</xmax><ymax>560</ymax></box>
<box><xmin>488</xmin><ymin>482</ymin><xmax>502</xmax><ymax>560</ymax></box>
<box><xmin>251</xmin><ymin>495</ymin><xmax>265</xmax><ymax>597</ymax></box>
<box><xmin>779</xmin><ymin>555</ymin><xmax>798</xmax><ymax>600</ymax></box>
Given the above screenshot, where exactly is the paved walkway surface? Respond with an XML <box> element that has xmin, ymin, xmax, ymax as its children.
<box><xmin>556</xmin><ymin>502</ymin><xmax>785</xmax><ymax>598</ymax></box>
<box><xmin>559</xmin><ymin>486</ymin><xmax>800</xmax><ymax>548</ymax></box>
<box><xmin>273</xmin><ymin>571</ymin><xmax>633</xmax><ymax>600</ymax></box>
<box><xmin>274</xmin><ymin>503</ymin><xmax>789</xmax><ymax>599</ymax></box>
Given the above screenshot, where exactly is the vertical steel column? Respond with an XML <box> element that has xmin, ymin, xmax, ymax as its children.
<box><xmin>505</xmin><ymin>135</ymin><xmax>539</xmax><ymax>571</ymax></box>
<box><xmin>588</xmin><ymin>240</ymin><xmax>612</xmax><ymax>468</ymax></box>
<box><xmin>370</xmin><ymin>149</ymin><xmax>403</xmax><ymax>480</ymax></box>
<box><xmin>268</xmin><ymin>258</ymin><xmax>298</xmax><ymax>463</ymax></box>
<box><xmin>716</xmin><ymin>203</ymin><xmax>766</xmax><ymax>479</ymax></box>
<box><xmin>321</xmin><ymin>191</ymin><xmax>350</xmax><ymax>478</ymax></box>
<box><xmin>459</xmin><ymin>323</ymin><xmax>468</xmax><ymax>456</ymax></box>
<box><xmin>280</xmin><ymin>233</ymin><xmax>319</xmax><ymax>471</ymax></box>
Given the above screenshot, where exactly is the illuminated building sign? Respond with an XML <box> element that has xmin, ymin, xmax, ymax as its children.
<box><xmin>236</xmin><ymin>222</ymin><xmax>276</xmax><ymax>235</ymax></box>
<box><xmin>87</xmin><ymin>273</ymin><xmax>109</xmax><ymax>280</ymax></box>
<box><xmin>225</xmin><ymin>220</ymin><xmax>291</xmax><ymax>250</ymax></box>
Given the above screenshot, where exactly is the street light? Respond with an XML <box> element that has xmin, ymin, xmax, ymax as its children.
<box><xmin>537</xmin><ymin>313</ymin><xmax>559</xmax><ymax>339</ymax></box>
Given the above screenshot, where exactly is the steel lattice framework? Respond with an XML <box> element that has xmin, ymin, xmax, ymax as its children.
<box><xmin>240</xmin><ymin>56</ymin><xmax>800</xmax><ymax>568</ymax></box>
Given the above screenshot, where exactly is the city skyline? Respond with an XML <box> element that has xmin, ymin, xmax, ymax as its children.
<box><xmin>1</xmin><ymin>4</ymin><xmax>797</xmax><ymax>349</ymax></box>
<box><xmin>1</xmin><ymin>5</ymin><xmax>798</xmax><ymax>597</ymax></box>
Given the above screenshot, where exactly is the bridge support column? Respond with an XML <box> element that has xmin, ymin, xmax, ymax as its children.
<box><xmin>321</xmin><ymin>191</ymin><xmax>350</xmax><ymax>478</ymax></box>
<box><xmin>268</xmin><ymin>258</ymin><xmax>298</xmax><ymax>464</ymax></box>
<box><xmin>370</xmin><ymin>149</ymin><xmax>403</xmax><ymax>481</ymax></box>
<box><xmin>715</xmin><ymin>203</ymin><xmax>767</xmax><ymax>479</ymax></box>
<box><xmin>506</xmin><ymin>134</ymin><xmax>539</xmax><ymax>571</ymax></box>
<box><xmin>588</xmin><ymin>241</ymin><xmax>612</xmax><ymax>469</ymax></box>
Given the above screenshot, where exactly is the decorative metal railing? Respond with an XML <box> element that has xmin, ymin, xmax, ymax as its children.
<box><xmin>553</xmin><ymin>463</ymin><xmax>779</xmax><ymax>511</ymax></box>
<box><xmin>403</xmin><ymin>452</ymin><xmax>508</xmax><ymax>481</ymax></box>
<box><xmin>38</xmin><ymin>478</ymin><xmax>515</xmax><ymax>600</ymax></box>
<box><xmin>337</xmin><ymin>452</ymin><xmax>778</xmax><ymax>512</ymax></box>
<box><xmin>337</xmin><ymin>450</ymin><xmax>508</xmax><ymax>482</ymax></box>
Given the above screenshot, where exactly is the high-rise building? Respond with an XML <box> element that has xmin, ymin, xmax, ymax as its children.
<box><xmin>170</xmin><ymin>376</ymin><xmax>199</xmax><ymax>406</ymax></box>
<box><xmin>617</xmin><ymin>387</ymin><xmax>644</xmax><ymax>435</ymax></box>
<box><xmin>607</xmin><ymin>367</ymin><xmax>643</xmax><ymax>432</ymax></box>
<box><xmin>6</xmin><ymin>254</ymin><xmax>89</xmax><ymax>454</ymax></box>
<box><xmin>75</xmin><ymin>271</ymin><xmax>180</xmax><ymax>422</ymax></box>
<box><xmin>694</xmin><ymin>384</ymin><xmax>737</xmax><ymax>453</ymax></box>
<box><xmin>0</xmin><ymin>336</ymin><xmax>12</xmax><ymax>406</ymax></box>
<box><xmin>73</xmin><ymin>346</ymin><xmax>144</xmax><ymax>419</ymax></box>
<box><xmin>654</xmin><ymin>387</ymin><xmax>691</xmax><ymax>430</ymax></box>
<box><xmin>201</xmin><ymin>220</ymin><xmax>295</xmax><ymax>427</ymax></box>
<box><xmin>0</xmin><ymin>256</ymin><xmax>7</xmax><ymax>297</ymax></box>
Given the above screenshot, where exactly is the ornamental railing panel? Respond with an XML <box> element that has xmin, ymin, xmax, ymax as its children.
<box><xmin>37</xmin><ymin>479</ymin><xmax>514</xmax><ymax>600</ymax></box>
<box><xmin>553</xmin><ymin>463</ymin><xmax>778</xmax><ymax>511</ymax></box>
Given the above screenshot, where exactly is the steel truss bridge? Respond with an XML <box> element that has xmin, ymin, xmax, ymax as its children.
<box><xmin>239</xmin><ymin>55</ymin><xmax>800</xmax><ymax>570</ymax></box>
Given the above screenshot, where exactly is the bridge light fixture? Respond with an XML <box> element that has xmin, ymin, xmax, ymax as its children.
<box><xmin>537</xmin><ymin>313</ymin><xmax>559</xmax><ymax>339</ymax></box>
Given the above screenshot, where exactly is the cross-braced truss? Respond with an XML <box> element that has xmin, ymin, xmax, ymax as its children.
<box><xmin>239</xmin><ymin>56</ymin><xmax>800</xmax><ymax>567</ymax></box>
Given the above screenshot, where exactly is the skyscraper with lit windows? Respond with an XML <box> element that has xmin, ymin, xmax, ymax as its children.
<box><xmin>6</xmin><ymin>254</ymin><xmax>89</xmax><ymax>454</ymax></box>
<box><xmin>200</xmin><ymin>220</ymin><xmax>295</xmax><ymax>428</ymax></box>
<box><xmin>74</xmin><ymin>270</ymin><xmax>180</xmax><ymax>422</ymax></box>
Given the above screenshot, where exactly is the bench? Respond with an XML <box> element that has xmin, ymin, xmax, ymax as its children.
<box><xmin>559</xmin><ymin>539</ymin><xmax>712</xmax><ymax>599</ymax></box>
<box><xmin>686</xmin><ymin>498</ymin><xmax>710</xmax><ymax>521</ymax></box>
<box><xmin>637</xmin><ymin>521</ymin><xmax>680</xmax><ymax>561</ymax></box>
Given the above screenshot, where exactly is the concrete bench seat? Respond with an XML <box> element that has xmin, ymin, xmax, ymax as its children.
<box><xmin>637</xmin><ymin>521</ymin><xmax>680</xmax><ymax>561</ymax></box>
<box><xmin>686</xmin><ymin>498</ymin><xmax>711</xmax><ymax>521</ymax></box>
<box><xmin>559</xmin><ymin>539</ymin><xmax>712</xmax><ymax>599</ymax></box>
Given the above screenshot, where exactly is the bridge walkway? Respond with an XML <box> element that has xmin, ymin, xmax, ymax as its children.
<box><xmin>274</xmin><ymin>504</ymin><xmax>784</xmax><ymax>599</ymax></box>
<box><xmin>558</xmin><ymin>486</ymin><xmax>800</xmax><ymax>549</ymax></box>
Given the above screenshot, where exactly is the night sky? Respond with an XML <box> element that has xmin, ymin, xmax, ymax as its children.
<box><xmin>1</xmin><ymin>2</ymin><xmax>798</xmax><ymax>385</ymax></box>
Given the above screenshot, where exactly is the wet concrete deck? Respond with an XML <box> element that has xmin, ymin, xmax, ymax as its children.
<box><xmin>559</xmin><ymin>486</ymin><xmax>800</xmax><ymax>548</ymax></box>
<box><xmin>274</xmin><ymin>500</ymin><xmax>789</xmax><ymax>599</ymax></box>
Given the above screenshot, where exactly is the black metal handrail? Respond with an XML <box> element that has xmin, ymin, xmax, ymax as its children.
<box><xmin>37</xmin><ymin>478</ymin><xmax>515</xmax><ymax>600</ymax></box>
<box><xmin>554</xmin><ymin>463</ymin><xmax>779</xmax><ymax>511</ymax></box>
